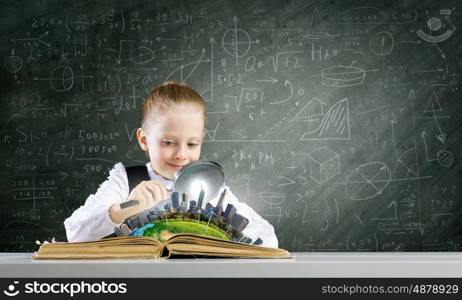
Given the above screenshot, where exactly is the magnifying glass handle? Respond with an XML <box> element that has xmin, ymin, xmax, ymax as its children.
<box><xmin>119</xmin><ymin>200</ymin><xmax>140</xmax><ymax>209</ymax></box>
<box><xmin>120</xmin><ymin>186</ymin><xmax>173</xmax><ymax>209</ymax></box>
<box><xmin>119</xmin><ymin>194</ymin><xmax>174</xmax><ymax>210</ymax></box>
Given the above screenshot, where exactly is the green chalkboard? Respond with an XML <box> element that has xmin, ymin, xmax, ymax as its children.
<box><xmin>1</xmin><ymin>0</ymin><xmax>461</xmax><ymax>252</ymax></box>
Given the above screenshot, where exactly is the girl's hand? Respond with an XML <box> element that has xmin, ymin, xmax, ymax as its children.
<box><xmin>109</xmin><ymin>180</ymin><xmax>170</xmax><ymax>223</ymax></box>
<box><xmin>127</xmin><ymin>180</ymin><xmax>170</xmax><ymax>210</ymax></box>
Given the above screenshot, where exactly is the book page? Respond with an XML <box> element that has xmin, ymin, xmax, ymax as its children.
<box><xmin>33</xmin><ymin>236</ymin><xmax>164</xmax><ymax>259</ymax></box>
<box><xmin>165</xmin><ymin>234</ymin><xmax>291</xmax><ymax>258</ymax></box>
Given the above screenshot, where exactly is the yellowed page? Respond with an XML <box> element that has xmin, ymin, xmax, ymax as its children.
<box><xmin>32</xmin><ymin>236</ymin><xmax>164</xmax><ymax>259</ymax></box>
<box><xmin>165</xmin><ymin>234</ymin><xmax>291</xmax><ymax>258</ymax></box>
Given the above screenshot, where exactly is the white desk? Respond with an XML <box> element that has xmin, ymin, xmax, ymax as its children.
<box><xmin>0</xmin><ymin>253</ymin><xmax>461</xmax><ymax>277</ymax></box>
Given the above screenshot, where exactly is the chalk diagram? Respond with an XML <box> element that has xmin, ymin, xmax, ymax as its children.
<box><xmin>424</xmin><ymin>90</ymin><xmax>447</xmax><ymax>144</ymax></box>
<box><xmin>346</xmin><ymin>162</ymin><xmax>391</xmax><ymax>201</ymax></box>
<box><xmin>303</xmin><ymin>8</ymin><xmax>339</xmax><ymax>39</ymax></box>
<box><xmin>420</xmin><ymin>90</ymin><xmax>453</xmax><ymax>168</ymax></box>
<box><xmin>435</xmin><ymin>149</ymin><xmax>453</xmax><ymax>168</ymax></box>
<box><xmin>4</xmin><ymin>49</ymin><xmax>23</xmax><ymax>82</ymax></box>
<box><xmin>369</xmin><ymin>31</ymin><xmax>394</xmax><ymax>56</ymax></box>
<box><xmin>371</xmin><ymin>200</ymin><xmax>399</xmax><ymax>223</ymax></box>
<box><xmin>12</xmin><ymin>30</ymin><xmax>51</xmax><ymax>48</ymax></box>
<box><xmin>33</xmin><ymin>65</ymin><xmax>92</xmax><ymax>92</ymax></box>
<box><xmin>34</xmin><ymin>66</ymin><xmax>74</xmax><ymax>92</ymax></box>
<box><xmin>415</xmin><ymin>9</ymin><xmax>456</xmax><ymax>59</ymax></box>
<box><xmin>321</xmin><ymin>65</ymin><xmax>365</xmax><ymax>87</ymax></box>
<box><xmin>258</xmin><ymin>192</ymin><xmax>286</xmax><ymax>223</ymax></box>
<box><xmin>392</xmin><ymin>90</ymin><xmax>452</xmax><ymax>173</ymax></box>
<box><xmin>204</xmin><ymin>121</ymin><xmax>221</xmax><ymax>142</ymax></box>
<box><xmin>416</xmin><ymin>9</ymin><xmax>456</xmax><ymax>43</ymax></box>
<box><xmin>222</xmin><ymin>16</ymin><xmax>258</xmax><ymax>65</ymax></box>
<box><xmin>164</xmin><ymin>48</ymin><xmax>210</xmax><ymax>82</ymax></box>
<box><xmin>391</xmin><ymin>118</ymin><xmax>417</xmax><ymax>176</ymax></box>
<box><xmin>309</xmin><ymin>147</ymin><xmax>340</xmax><ymax>185</ymax></box>
<box><xmin>291</xmin><ymin>97</ymin><xmax>350</xmax><ymax>140</ymax></box>
<box><xmin>128</xmin><ymin>45</ymin><xmax>166</xmax><ymax>65</ymax></box>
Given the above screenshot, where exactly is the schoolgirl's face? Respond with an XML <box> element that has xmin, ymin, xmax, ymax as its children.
<box><xmin>137</xmin><ymin>103</ymin><xmax>205</xmax><ymax>180</ymax></box>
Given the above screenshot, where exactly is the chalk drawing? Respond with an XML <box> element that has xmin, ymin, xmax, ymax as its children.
<box><xmin>128</xmin><ymin>45</ymin><xmax>165</xmax><ymax>64</ymax></box>
<box><xmin>309</xmin><ymin>147</ymin><xmax>340</xmax><ymax>185</ymax></box>
<box><xmin>416</xmin><ymin>9</ymin><xmax>456</xmax><ymax>43</ymax></box>
<box><xmin>304</xmin><ymin>8</ymin><xmax>339</xmax><ymax>39</ymax></box>
<box><xmin>422</xmin><ymin>130</ymin><xmax>453</xmax><ymax>169</ymax></box>
<box><xmin>270</xmin><ymin>80</ymin><xmax>293</xmax><ymax>105</ymax></box>
<box><xmin>321</xmin><ymin>65</ymin><xmax>365</xmax><ymax>87</ymax></box>
<box><xmin>369</xmin><ymin>31</ymin><xmax>394</xmax><ymax>56</ymax></box>
<box><xmin>164</xmin><ymin>48</ymin><xmax>210</xmax><ymax>82</ymax></box>
<box><xmin>4</xmin><ymin>49</ymin><xmax>23</xmax><ymax>82</ymax></box>
<box><xmin>371</xmin><ymin>201</ymin><xmax>398</xmax><ymax>221</ymax></box>
<box><xmin>291</xmin><ymin>97</ymin><xmax>350</xmax><ymax>140</ymax></box>
<box><xmin>34</xmin><ymin>66</ymin><xmax>74</xmax><ymax>92</ymax></box>
<box><xmin>259</xmin><ymin>192</ymin><xmax>287</xmax><ymax>223</ymax></box>
<box><xmin>222</xmin><ymin>16</ymin><xmax>258</xmax><ymax>65</ymax></box>
<box><xmin>415</xmin><ymin>9</ymin><xmax>456</xmax><ymax>59</ymax></box>
<box><xmin>346</xmin><ymin>162</ymin><xmax>391</xmax><ymax>201</ymax></box>
<box><xmin>437</xmin><ymin>150</ymin><xmax>453</xmax><ymax>168</ymax></box>
<box><xmin>424</xmin><ymin>90</ymin><xmax>447</xmax><ymax>144</ymax></box>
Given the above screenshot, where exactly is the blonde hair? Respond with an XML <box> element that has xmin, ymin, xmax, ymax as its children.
<box><xmin>142</xmin><ymin>81</ymin><xmax>207</xmax><ymax>129</ymax></box>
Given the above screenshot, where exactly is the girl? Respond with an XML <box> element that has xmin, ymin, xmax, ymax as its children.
<box><xmin>64</xmin><ymin>81</ymin><xmax>278</xmax><ymax>248</ymax></box>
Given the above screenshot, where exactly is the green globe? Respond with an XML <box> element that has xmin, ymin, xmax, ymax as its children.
<box><xmin>143</xmin><ymin>219</ymin><xmax>232</xmax><ymax>242</ymax></box>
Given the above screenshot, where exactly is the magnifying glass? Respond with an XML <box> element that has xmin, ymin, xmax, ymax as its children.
<box><xmin>119</xmin><ymin>160</ymin><xmax>225</xmax><ymax>209</ymax></box>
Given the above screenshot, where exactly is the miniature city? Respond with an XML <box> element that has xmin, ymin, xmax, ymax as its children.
<box><xmin>112</xmin><ymin>188</ymin><xmax>261</xmax><ymax>245</ymax></box>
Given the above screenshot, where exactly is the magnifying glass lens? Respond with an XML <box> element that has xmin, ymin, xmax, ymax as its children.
<box><xmin>174</xmin><ymin>161</ymin><xmax>225</xmax><ymax>203</ymax></box>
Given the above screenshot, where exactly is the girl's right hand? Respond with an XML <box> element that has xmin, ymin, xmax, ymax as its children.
<box><xmin>109</xmin><ymin>180</ymin><xmax>170</xmax><ymax>224</ymax></box>
<box><xmin>127</xmin><ymin>180</ymin><xmax>170</xmax><ymax>211</ymax></box>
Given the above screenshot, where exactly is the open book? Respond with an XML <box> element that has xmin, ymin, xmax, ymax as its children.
<box><xmin>32</xmin><ymin>233</ymin><xmax>291</xmax><ymax>259</ymax></box>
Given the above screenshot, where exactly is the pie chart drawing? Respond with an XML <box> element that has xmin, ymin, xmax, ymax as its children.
<box><xmin>346</xmin><ymin>162</ymin><xmax>391</xmax><ymax>201</ymax></box>
<box><xmin>321</xmin><ymin>65</ymin><xmax>366</xmax><ymax>88</ymax></box>
<box><xmin>129</xmin><ymin>46</ymin><xmax>155</xmax><ymax>64</ymax></box>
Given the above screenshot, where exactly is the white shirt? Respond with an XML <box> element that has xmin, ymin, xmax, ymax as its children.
<box><xmin>64</xmin><ymin>162</ymin><xmax>278</xmax><ymax>248</ymax></box>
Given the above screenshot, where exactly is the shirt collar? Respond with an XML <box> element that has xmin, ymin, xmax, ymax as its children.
<box><xmin>145</xmin><ymin>162</ymin><xmax>174</xmax><ymax>190</ymax></box>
